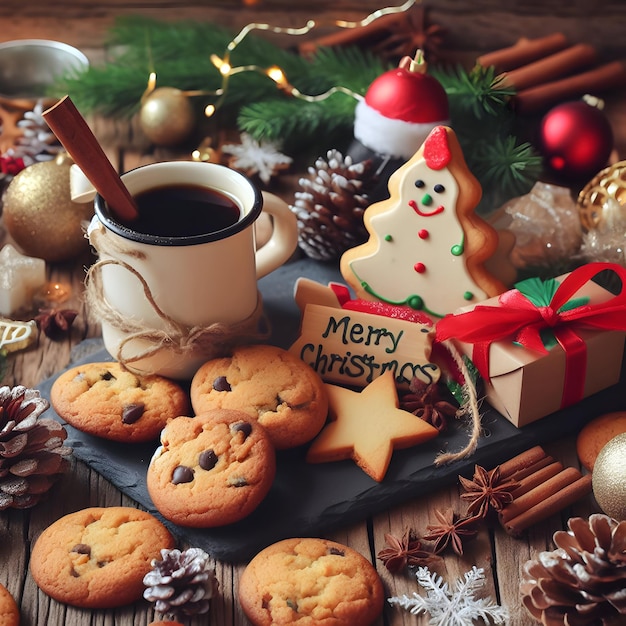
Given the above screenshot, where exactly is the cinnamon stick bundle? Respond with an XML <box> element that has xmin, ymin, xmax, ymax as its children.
<box><xmin>494</xmin><ymin>445</ymin><xmax>592</xmax><ymax>537</ymax></box>
<box><xmin>501</xmin><ymin>474</ymin><xmax>592</xmax><ymax>537</ymax></box>
<box><xmin>500</xmin><ymin>467</ymin><xmax>582</xmax><ymax>524</ymax></box>
<box><xmin>502</xmin><ymin>43</ymin><xmax>598</xmax><ymax>92</ymax></box>
<box><xmin>513</xmin><ymin>60</ymin><xmax>626</xmax><ymax>115</ymax></box>
<box><xmin>477</xmin><ymin>33</ymin><xmax>569</xmax><ymax>72</ymax></box>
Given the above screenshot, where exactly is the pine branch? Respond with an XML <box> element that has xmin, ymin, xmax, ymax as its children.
<box><xmin>238</xmin><ymin>93</ymin><xmax>358</xmax><ymax>153</ymax></box>
<box><xmin>470</xmin><ymin>135</ymin><xmax>543</xmax><ymax>198</ymax></box>
<box><xmin>51</xmin><ymin>15</ymin><xmax>312</xmax><ymax>117</ymax></box>
<box><xmin>237</xmin><ymin>46</ymin><xmax>384</xmax><ymax>152</ymax></box>
<box><xmin>432</xmin><ymin>63</ymin><xmax>515</xmax><ymax>120</ymax></box>
<box><xmin>303</xmin><ymin>46</ymin><xmax>389</xmax><ymax>93</ymax></box>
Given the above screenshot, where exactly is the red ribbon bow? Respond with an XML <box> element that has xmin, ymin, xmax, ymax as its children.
<box><xmin>435</xmin><ymin>263</ymin><xmax>626</xmax><ymax>409</ymax></box>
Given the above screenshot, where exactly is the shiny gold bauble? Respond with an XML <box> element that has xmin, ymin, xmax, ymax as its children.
<box><xmin>592</xmin><ymin>432</ymin><xmax>626</xmax><ymax>520</ymax></box>
<box><xmin>2</xmin><ymin>153</ymin><xmax>93</xmax><ymax>262</ymax></box>
<box><xmin>139</xmin><ymin>87</ymin><xmax>196</xmax><ymax>147</ymax></box>
<box><xmin>577</xmin><ymin>159</ymin><xmax>626</xmax><ymax>232</ymax></box>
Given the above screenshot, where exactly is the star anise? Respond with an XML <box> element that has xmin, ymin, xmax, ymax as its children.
<box><xmin>371</xmin><ymin>5</ymin><xmax>446</xmax><ymax>62</ymax></box>
<box><xmin>459</xmin><ymin>465</ymin><xmax>520</xmax><ymax>518</ymax></box>
<box><xmin>423</xmin><ymin>508</ymin><xmax>479</xmax><ymax>556</ymax></box>
<box><xmin>377</xmin><ymin>528</ymin><xmax>436</xmax><ymax>573</ymax></box>
<box><xmin>399</xmin><ymin>377</ymin><xmax>458</xmax><ymax>432</ymax></box>
<box><xmin>35</xmin><ymin>308</ymin><xmax>78</xmax><ymax>340</ymax></box>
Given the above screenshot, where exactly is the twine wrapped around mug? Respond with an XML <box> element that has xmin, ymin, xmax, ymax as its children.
<box><xmin>85</xmin><ymin>229</ymin><xmax>271</xmax><ymax>373</ymax></box>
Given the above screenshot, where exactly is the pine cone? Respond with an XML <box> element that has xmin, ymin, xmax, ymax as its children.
<box><xmin>291</xmin><ymin>150</ymin><xmax>372</xmax><ymax>261</ymax></box>
<box><xmin>520</xmin><ymin>514</ymin><xmax>626</xmax><ymax>625</ymax></box>
<box><xmin>0</xmin><ymin>385</ymin><xmax>70</xmax><ymax>510</ymax></box>
<box><xmin>143</xmin><ymin>547</ymin><xmax>218</xmax><ymax>618</ymax></box>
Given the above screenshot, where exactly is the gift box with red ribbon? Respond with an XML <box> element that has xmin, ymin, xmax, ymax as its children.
<box><xmin>435</xmin><ymin>263</ymin><xmax>626</xmax><ymax>427</ymax></box>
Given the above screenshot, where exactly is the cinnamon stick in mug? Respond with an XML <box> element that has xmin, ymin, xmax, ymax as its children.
<box><xmin>43</xmin><ymin>95</ymin><xmax>139</xmax><ymax>222</ymax></box>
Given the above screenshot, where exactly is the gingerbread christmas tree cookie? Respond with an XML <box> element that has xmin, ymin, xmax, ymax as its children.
<box><xmin>340</xmin><ymin>126</ymin><xmax>508</xmax><ymax>318</ymax></box>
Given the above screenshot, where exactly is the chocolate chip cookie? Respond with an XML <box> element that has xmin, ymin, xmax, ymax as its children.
<box><xmin>50</xmin><ymin>361</ymin><xmax>190</xmax><ymax>442</ymax></box>
<box><xmin>238</xmin><ymin>537</ymin><xmax>384</xmax><ymax>626</ymax></box>
<box><xmin>190</xmin><ymin>345</ymin><xmax>328</xmax><ymax>450</ymax></box>
<box><xmin>30</xmin><ymin>506</ymin><xmax>174</xmax><ymax>608</ymax></box>
<box><xmin>146</xmin><ymin>409</ymin><xmax>276</xmax><ymax>527</ymax></box>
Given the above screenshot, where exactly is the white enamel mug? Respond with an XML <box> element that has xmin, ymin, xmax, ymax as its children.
<box><xmin>87</xmin><ymin>161</ymin><xmax>298</xmax><ymax>379</ymax></box>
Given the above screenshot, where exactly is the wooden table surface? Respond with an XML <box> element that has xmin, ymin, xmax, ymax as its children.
<box><xmin>2</xmin><ymin>5</ymin><xmax>626</xmax><ymax>626</ymax></box>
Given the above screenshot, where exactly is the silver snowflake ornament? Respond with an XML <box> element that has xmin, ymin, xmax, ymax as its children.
<box><xmin>388</xmin><ymin>565</ymin><xmax>508</xmax><ymax>626</ymax></box>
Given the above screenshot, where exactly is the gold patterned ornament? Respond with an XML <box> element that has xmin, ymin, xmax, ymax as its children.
<box><xmin>2</xmin><ymin>152</ymin><xmax>94</xmax><ymax>262</ymax></box>
<box><xmin>577</xmin><ymin>160</ymin><xmax>626</xmax><ymax>266</ymax></box>
<box><xmin>592</xmin><ymin>433</ymin><xmax>626</xmax><ymax>520</ymax></box>
<box><xmin>577</xmin><ymin>160</ymin><xmax>626</xmax><ymax>232</ymax></box>
<box><xmin>139</xmin><ymin>86</ymin><xmax>196</xmax><ymax>146</ymax></box>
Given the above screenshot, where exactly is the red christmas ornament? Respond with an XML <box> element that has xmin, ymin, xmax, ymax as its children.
<box><xmin>539</xmin><ymin>100</ymin><xmax>613</xmax><ymax>181</ymax></box>
<box><xmin>348</xmin><ymin>52</ymin><xmax>449</xmax><ymax>202</ymax></box>
<box><xmin>352</xmin><ymin>52</ymin><xmax>449</xmax><ymax>162</ymax></box>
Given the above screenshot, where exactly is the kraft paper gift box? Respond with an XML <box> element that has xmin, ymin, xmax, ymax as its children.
<box><xmin>435</xmin><ymin>263</ymin><xmax>626</xmax><ymax>427</ymax></box>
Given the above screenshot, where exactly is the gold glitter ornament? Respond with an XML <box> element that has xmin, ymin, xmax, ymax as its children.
<box><xmin>2</xmin><ymin>153</ymin><xmax>93</xmax><ymax>262</ymax></box>
<box><xmin>592</xmin><ymin>433</ymin><xmax>626</xmax><ymax>520</ymax></box>
<box><xmin>139</xmin><ymin>87</ymin><xmax>196</xmax><ymax>147</ymax></box>
<box><xmin>577</xmin><ymin>159</ymin><xmax>626</xmax><ymax>232</ymax></box>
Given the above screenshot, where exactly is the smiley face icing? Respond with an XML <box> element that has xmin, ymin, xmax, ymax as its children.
<box><xmin>340</xmin><ymin>126</ymin><xmax>507</xmax><ymax>319</ymax></box>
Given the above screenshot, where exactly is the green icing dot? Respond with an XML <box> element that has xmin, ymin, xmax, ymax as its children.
<box><xmin>451</xmin><ymin>244</ymin><xmax>464</xmax><ymax>256</ymax></box>
<box><xmin>384</xmin><ymin>234</ymin><xmax>392</xmax><ymax>242</ymax></box>
<box><xmin>463</xmin><ymin>291</ymin><xmax>474</xmax><ymax>301</ymax></box>
<box><xmin>407</xmin><ymin>295</ymin><xmax>424</xmax><ymax>310</ymax></box>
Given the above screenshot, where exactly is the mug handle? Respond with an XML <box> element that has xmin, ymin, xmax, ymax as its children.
<box><xmin>255</xmin><ymin>191</ymin><xmax>299</xmax><ymax>278</ymax></box>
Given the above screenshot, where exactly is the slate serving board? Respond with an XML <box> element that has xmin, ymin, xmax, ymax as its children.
<box><xmin>37</xmin><ymin>257</ymin><xmax>626</xmax><ymax>562</ymax></box>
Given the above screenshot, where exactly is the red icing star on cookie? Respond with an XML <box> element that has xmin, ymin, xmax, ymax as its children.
<box><xmin>306</xmin><ymin>371</ymin><xmax>438</xmax><ymax>482</ymax></box>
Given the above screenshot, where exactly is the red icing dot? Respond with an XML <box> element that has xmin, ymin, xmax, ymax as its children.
<box><xmin>418</xmin><ymin>229</ymin><xmax>429</xmax><ymax>239</ymax></box>
<box><xmin>413</xmin><ymin>262</ymin><xmax>426</xmax><ymax>273</ymax></box>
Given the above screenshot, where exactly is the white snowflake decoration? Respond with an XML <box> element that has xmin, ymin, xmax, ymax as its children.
<box><xmin>222</xmin><ymin>133</ymin><xmax>292</xmax><ymax>184</ymax></box>
<box><xmin>388</xmin><ymin>566</ymin><xmax>508</xmax><ymax>626</ymax></box>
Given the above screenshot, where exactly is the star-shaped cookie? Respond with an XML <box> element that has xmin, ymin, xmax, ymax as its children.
<box><xmin>306</xmin><ymin>371</ymin><xmax>439</xmax><ymax>482</ymax></box>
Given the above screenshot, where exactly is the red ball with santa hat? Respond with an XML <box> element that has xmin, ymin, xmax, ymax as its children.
<box><xmin>348</xmin><ymin>51</ymin><xmax>450</xmax><ymax>200</ymax></box>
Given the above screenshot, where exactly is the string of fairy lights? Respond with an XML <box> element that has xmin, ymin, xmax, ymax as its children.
<box><xmin>141</xmin><ymin>0</ymin><xmax>420</xmax><ymax>118</ymax></box>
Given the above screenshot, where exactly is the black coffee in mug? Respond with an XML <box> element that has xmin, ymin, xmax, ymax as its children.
<box><xmin>125</xmin><ymin>184</ymin><xmax>241</xmax><ymax>238</ymax></box>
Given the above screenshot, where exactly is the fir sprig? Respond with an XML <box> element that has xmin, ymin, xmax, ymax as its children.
<box><xmin>238</xmin><ymin>46</ymin><xmax>386</xmax><ymax>153</ymax></box>
<box><xmin>51</xmin><ymin>15</ymin><xmax>312</xmax><ymax>117</ymax></box>
<box><xmin>470</xmin><ymin>136</ymin><xmax>543</xmax><ymax>202</ymax></box>
<box><xmin>432</xmin><ymin>64</ymin><xmax>515</xmax><ymax>120</ymax></box>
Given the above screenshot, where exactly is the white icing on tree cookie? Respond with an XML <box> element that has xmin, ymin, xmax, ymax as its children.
<box><xmin>340</xmin><ymin>126</ymin><xmax>506</xmax><ymax>318</ymax></box>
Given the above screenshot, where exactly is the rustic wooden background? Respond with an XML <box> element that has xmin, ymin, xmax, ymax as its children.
<box><xmin>2</xmin><ymin>0</ymin><xmax>626</xmax><ymax>60</ymax></box>
<box><xmin>0</xmin><ymin>3</ymin><xmax>625</xmax><ymax>626</ymax></box>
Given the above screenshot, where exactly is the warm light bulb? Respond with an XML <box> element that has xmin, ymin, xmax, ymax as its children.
<box><xmin>204</xmin><ymin>104</ymin><xmax>216</xmax><ymax>117</ymax></box>
<box><xmin>266</xmin><ymin>66</ymin><xmax>287</xmax><ymax>86</ymax></box>
<box><xmin>210</xmin><ymin>53</ymin><xmax>231</xmax><ymax>76</ymax></box>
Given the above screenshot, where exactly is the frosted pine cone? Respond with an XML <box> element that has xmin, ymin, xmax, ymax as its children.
<box><xmin>143</xmin><ymin>547</ymin><xmax>218</xmax><ymax>618</ymax></box>
<box><xmin>9</xmin><ymin>100</ymin><xmax>63</xmax><ymax>166</ymax></box>
<box><xmin>521</xmin><ymin>514</ymin><xmax>626</xmax><ymax>625</ymax></box>
<box><xmin>291</xmin><ymin>150</ymin><xmax>372</xmax><ymax>261</ymax></box>
<box><xmin>0</xmin><ymin>385</ymin><xmax>71</xmax><ymax>510</ymax></box>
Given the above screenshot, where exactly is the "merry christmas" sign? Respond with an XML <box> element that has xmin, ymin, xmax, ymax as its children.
<box><xmin>290</xmin><ymin>296</ymin><xmax>440</xmax><ymax>390</ymax></box>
